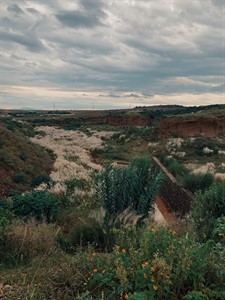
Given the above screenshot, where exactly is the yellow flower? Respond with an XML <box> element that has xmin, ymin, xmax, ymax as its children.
<box><xmin>150</xmin><ymin>267</ymin><xmax>155</xmax><ymax>272</ymax></box>
<box><xmin>92</xmin><ymin>252</ymin><xmax>96</xmax><ymax>256</ymax></box>
<box><xmin>150</xmin><ymin>276</ymin><xmax>155</xmax><ymax>282</ymax></box>
<box><xmin>122</xmin><ymin>249</ymin><xmax>126</xmax><ymax>253</ymax></box>
<box><xmin>151</xmin><ymin>228</ymin><xmax>156</xmax><ymax>233</ymax></box>
<box><xmin>93</xmin><ymin>269</ymin><xmax>98</xmax><ymax>273</ymax></box>
<box><xmin>153</xmin><ymin>285</ymin><xmax>158</xmax><ymax>291</ymax></box>
<box><xmin>143</xmin><ymin>273</ymin><xmax>148</xmax><ymax>279</ymax></box>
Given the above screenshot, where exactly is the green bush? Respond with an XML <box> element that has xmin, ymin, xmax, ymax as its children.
<box><xmin>13</xmin><ymin>172</ymin><xmax>27</xmax><ymax>184</ymax></box>
<box><xmin>32</xmin><ymin>175</ymin><xmax>52</xmax><ymax>187</ymax></box>
<box><xmin>19</xmin><ymin>152</ymin><xmax>28</xmax><ymax>161</ymax></box>
<box><xmin>63</xmin><ymin>123</ymin><xmax>81</xmax><ymax>130</ymax></box>
<box><xmin>192</xmin><ymin>181</ymin><xmax>225</xmax><ymax>241</ymax></box>
<box><xmin>57</xmin><ymin>217</ymin><xmax>108</xmax><ymax>253</ymax></box>
<box><xmin>64</xmin><ymin>226</ymin><xmax>223</xmax><ymax>300</ymax></box>
<box><xmin>182</xmin><ymin>172</ymin><xmax>214</xmax><ymax>193</ymax></box>
<box><xmin>1</xmin><ymin>190</ymin><xmax>60</xmax><ymax>223</ymax></box>
<box><xmin>161</xmin><ymin>157</ymin><xmax>189</xmax><ymax>180</ymax></box>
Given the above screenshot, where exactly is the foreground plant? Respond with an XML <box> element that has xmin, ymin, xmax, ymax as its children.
<box><xmin>76</xmin><ymin>226</ymin><xmax>225</xmax><ymax>299</ymax></box>
<box><xmin>192</xmin><ymin>181</ymin><xmax>225</xmax><ymax>242</ymax></box>
<box><xmin>96</xmin><ymin>157</ymin><xmax>164</xmax><ymax>225</ymax></box>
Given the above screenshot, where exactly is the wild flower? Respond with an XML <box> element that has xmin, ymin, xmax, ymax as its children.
<box><xmin>142</xmin><ymin>262</ymin><xmax>149</xmax><ymax>268</ymax></box>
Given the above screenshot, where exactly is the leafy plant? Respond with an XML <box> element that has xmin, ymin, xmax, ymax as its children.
<box><xmin>96</xmin><ymin>157</ymin><xmax>164</xmax><ymax>225</ymax></box>
<box><xmin>57</xmin><ymin>217</ymin><xmax>107</xmax><ymax>253</ymax></box>
<box><xmin>192</xmin><ymin>181</ymin><xmax>225</xmax><ymax>241</ymax></box>
<box><xmin>0</xmin><ymin>190</ymin><xmax>60</xmax><ymax>223</ymax></box>
<box><xmin>32</xmin><ymin>174</ymin><xmax>52</xmax><ymax>187</ymax></box>
<box><xmin>161</xmin><ymin>157</ymin><xmax>189</xmax><ymax>180</ymax></box>
<box><xmin>182</xmin><ymin>172</ymin><xmax>214</xmax><ymax>193</ymax></box>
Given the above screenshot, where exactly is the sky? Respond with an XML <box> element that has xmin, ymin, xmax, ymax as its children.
<box><xmin>0</xmin><ymin>0</ymin><xmax>225</xmax><ymax>110</ymax></box>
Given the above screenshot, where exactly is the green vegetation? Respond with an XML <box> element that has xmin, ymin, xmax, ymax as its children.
<box><xmin>0</xmin><ymin>190</ymin><xmax>59</xmax><ymax>223</ymax></box>
<box><xmin>160</xmin><ymin>156</ymin><xmax>215</xmax><ymax>194</ymax></box>
<box><xmin>1</xmin><ymin>107</ymin><xmax>225</xmax><ymax>299</ymax></box>
<box><xmin>96</xmin><ymin>157</ymin><xmax>164</xmax><ymax>220</ymax></box>
<box><xmin>192</xmin><ymin>181</ymin><xmax>225</xmax><ymax>242</ymax></box>
<box><xmin>181</xmin><ymin>172</ymin><xmax>214</xmax><ymax>194</ymax></box>
<box><xmin>32</xmin><ymin>175</ymin><xmax>52</xmax><ymax>187</ymax></box>
<box><xmin>0</xmin><ymin>156</ymin><xmax>224</xmax><ymax>299</ymax></box>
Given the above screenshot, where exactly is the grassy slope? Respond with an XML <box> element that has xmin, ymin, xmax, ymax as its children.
<box><xmin>0</xmin><ymin>121</ymin><xmax>54</xmax><ymax>198</ymax></box>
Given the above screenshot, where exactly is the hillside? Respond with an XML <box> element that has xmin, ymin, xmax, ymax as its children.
<box><xmin>0</xmin><ymin>120</ymin><xmax>54</xmax><ymax>198</ymax></box>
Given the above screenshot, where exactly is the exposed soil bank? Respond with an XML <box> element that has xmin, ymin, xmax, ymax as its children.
<box><xmin>158</xmin><ymin>115</ymin><xmax>225</xmax><ymax>137</ymax></box>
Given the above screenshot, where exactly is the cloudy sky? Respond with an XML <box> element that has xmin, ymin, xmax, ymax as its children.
<box><xmin>0</xmin><ymin>0</ymin><xmax>225</xmax><ymax>110</ymax></box>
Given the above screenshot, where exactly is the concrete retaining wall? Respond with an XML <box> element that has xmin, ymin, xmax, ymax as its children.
<box><xmin>153</xmin><ymin>157</ymin><xmax>194</xmax><ymax>217</ymax></box>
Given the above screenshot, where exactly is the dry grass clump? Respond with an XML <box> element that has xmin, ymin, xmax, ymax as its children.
<box><xmin>30</xmin><ymin>126</ymin><xmax>104</xmax><ymax>188</ymax></box>
<box><xmin>8</xmin><ymin>219</ymin><xmax>58</xmax><ymax>260</ymax></box>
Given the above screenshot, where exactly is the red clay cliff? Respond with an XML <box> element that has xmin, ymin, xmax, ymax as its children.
<box><xmin>158</xmin><ymin>115</ymin><xmax>225</xmax><ymax>137</ymax></box>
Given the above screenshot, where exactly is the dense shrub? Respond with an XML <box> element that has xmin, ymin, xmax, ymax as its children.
<box><xmin>0</xmin><ymin>190</ymin><xmax>59</xmax><ymax>223</ymax></box>
<box><xmin>50</xmin><ymin>226</ymin><xmax>224</xmax><ymax>300</ymax></box>
<box><xmin>192</xmin><ymin>181</ymin><xmax>225</xmax><ymax>241</ymax></box>
<box><xmin>182</xmin><ymin>172</ymin><xmax>214</xmax><ymax>193</ymax></box>
<box><xmin>161</xmin><ymin>157</ymin><xmax>189</xmax><ymax>180</ymax></box>
<box><xmin>13</xmin><ymin>172</ymin><xmax>27</xmax><ymax>184</ymax></box>
<box><xmin>57</xmin><ymin>217</ymin><xmax>108</xmax><ymax>253</ymax></box>
<box><xmin>32</xmin><ymin>174</ymin><xmax>52</xmax><ymax>187</ymax></box>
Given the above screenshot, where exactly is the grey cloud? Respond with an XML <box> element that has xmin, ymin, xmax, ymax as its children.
<box><xmin>1</xmin><ymin>0</ymin><xmax>224</xmax><ymax>109</ymax></box>
<box><xmin>0</xmin><ymin>31</ymin><xmax>45</xmax><ymax>52</ymax></box>
<box><xmin>26</xmin><ymin>8</ymin><xmax>40</xmax><ymax>15</ymax></box>
<box><xmin>125</xmin><ymin>93</ymin><xmax>140</xmax><ymax>98</ymax></box>
<box><xmin>56</xmin><ymin>11</ymin><xmax>99</xmax><ymax>28</ymax></box>
<box><xmin>55</xmin><ymin>0</ymin><xmax>106</xmax><ymax>28</ymax></box>
<box><xmin>210</xmin><ymin>83</ymin><xmax>225</xmax><ymax>92</ymax></box>
<box><xmin>7</xmin><ymin>4</ymin><xmax>24</xmax><ymax>14</ymax></box>
<box><xmin>211</xmin><ymin>0</ymin><xmax>225</xmax><ymax>7</ymax></box>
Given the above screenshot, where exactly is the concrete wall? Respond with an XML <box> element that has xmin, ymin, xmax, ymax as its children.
<box><xmin>153</xmin><ymin>157</ymin><xmax>194</xmax><ymax>217</ymax></box>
